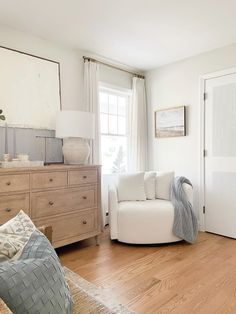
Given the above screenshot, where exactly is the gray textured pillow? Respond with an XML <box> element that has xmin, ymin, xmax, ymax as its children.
<box><xmin>0</xmin><ymin>230</ymin><xmax>73</xmax><ymax>314</ymax></box>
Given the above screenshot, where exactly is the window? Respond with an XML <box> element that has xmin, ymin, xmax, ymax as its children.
<box><xmin>99</xmin><ymin>85</ymin><xmax>130</xmax><ymax>174</ymax></box>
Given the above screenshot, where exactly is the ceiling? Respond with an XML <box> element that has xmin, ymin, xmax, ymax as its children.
<box><xmin>0</xmin><ymin>0</ymin><xmax>236</xmax><ymax>70</ymax></box>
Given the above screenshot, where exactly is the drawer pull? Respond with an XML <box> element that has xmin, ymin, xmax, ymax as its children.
<box><xmin>49</xmin><ymin>178</ymin><xmax>53</xmax><ymax>182</ymax></box>
<box><xmin>83</xmin><ymin>175</ymin><xmax>87</xmax><ymax>179</ymax></box>
<box><xmin>82</xmin><ymin>196</ymin><xmax>87</xmax><ymax>200</ymax></box>
<box><xmin>82</xmin><ymin>220</ymin><xmax>87</xmax><ymax>225</ymax></box>
<box><xmin>49</xmin><ymin>201</ymin><xmax>54</xmax><ymax>206</ymax></box>
<box><xmin>6</xmin><ymin>182</ymin><xmax>11</xmax><ymax>186</ymax></box>
<box><xmin>5</xmin><ymin>208</ymin><xmax>11</xmax><ymax>212</ymax></box>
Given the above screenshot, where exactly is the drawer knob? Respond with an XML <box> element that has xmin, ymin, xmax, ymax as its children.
<box><xmin>49</xmin><ymin>178</ymin><xmax>53</xmax><ymax>182</ymax></box>
<box><xmin>6</xmin><ymin>182</ymin><xmax>11</xmax><ymax>186</ymax></box>
<box><xmin>83</xmin><ymin>175</ymin><xmax>87</xmax><ymax>179</ymax></box>
<box><xmin>5</xmin><ymin>208</ymin><xmax>11</xmax><ymax>212</ymax></box>
<box><xmin>82</xmin><ymin>220</ymin><xmax>87</xmax><ymax>225</ymax></box>
<box><xmin>49</xmin><ymin>201</ymin><xmax>54</xmax><ymax>206</ymax></box>
<box><xmin>82</xmin><ymin>196</ymin><xmax>87</xmax><ymax>200</ymax></box>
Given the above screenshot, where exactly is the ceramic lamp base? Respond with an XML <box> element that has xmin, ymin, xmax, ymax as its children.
<box><xmin>62</xmin><ymin>138</ymin><xmax>90</xmax><ymax>164</ymax></box>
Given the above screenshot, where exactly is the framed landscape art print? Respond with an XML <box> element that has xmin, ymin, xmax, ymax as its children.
<box><xmin>155</xmin><ymin>106</ymin><xmax>186</xmax><ymax>138</ymax></box>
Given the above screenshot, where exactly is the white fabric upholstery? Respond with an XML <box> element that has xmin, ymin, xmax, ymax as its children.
<box><xmin>117</xmin><ymin>173</ymin><xmax>146</xmax><ymax>202</ymax></box>
<box><xmin>117</xmin><ymin>200</ymin><xmax>180</xmax><ymax>244</ymax></box>
<box><xmin>109</xmin><ymin>173</ymin><xmax>193</xmax><ymax>244</ymax></box>
<box><xmin>144</xmin><ymin>172</ymin><xmax>156</xmax><ymax>200</ymax></box>
<box><xmin>108</xmin><ymin>186</ymin><xmax>119</xmax><ymax>240</ymax></box>
<box><xmin>155</xmin><ymin>171</ymin><xmax>174</xmax><ymax>200</ymax></box>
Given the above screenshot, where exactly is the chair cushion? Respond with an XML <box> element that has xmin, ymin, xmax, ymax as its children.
<box><xmin>117</xmin><ymin>199</ymin><xmax>180</xmax><ymax>244</ymax></box>
<box><xmin>117</xmin><ymin>172</ymin><xmax>146</xmax><ymax>201</ymax></box>
<box><xmin>155</xmin><ymin>171</ymin><xmax>175</xmax><ymax>200</ymax></box>
<box><xmin>144</xmin><ymin>172</ymin><xmax>156</xmax><ymax>200</ymax></box>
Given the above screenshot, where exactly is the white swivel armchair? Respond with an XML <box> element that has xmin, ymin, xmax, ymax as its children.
<box><xmin>108</xmin><ymin>172</ymin><xmax>193</xmax><ymax>244</ymax></box>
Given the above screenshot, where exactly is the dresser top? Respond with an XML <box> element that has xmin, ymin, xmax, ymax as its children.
<box><xmin>0</xmin><ymin>164</ymin><xmax>101</xmax><ymax>174</ymax></box>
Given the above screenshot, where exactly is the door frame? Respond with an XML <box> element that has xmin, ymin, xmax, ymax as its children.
<box><xmin>199</xmin><ymin>66</ymin><xmax>236</xmax><ymax>231</ymax></box>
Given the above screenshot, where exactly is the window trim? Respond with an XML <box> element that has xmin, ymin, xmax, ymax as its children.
<box><xmin>99</xmin><ymin>83</ymin><xmax>131</xmax><ymax>137</ymax></box>
<box><xmin>99</xmin><ymin>83</ymin><xmax>131</xmax><ymax>174</ymax></box>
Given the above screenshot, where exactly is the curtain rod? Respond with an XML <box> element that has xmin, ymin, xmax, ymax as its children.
<box><xmin>83</xmin><ymin>56</ymin><xmax>145</xmax><ymax>79</ymax></box>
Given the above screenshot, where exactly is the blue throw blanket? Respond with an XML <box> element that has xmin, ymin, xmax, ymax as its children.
<box><xmin>171</xmin><ymin>176</ymin><xmax>198</xmax><ymax>244</ymax></box>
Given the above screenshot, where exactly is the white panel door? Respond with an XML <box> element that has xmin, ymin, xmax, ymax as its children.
<box><xmin>205</xmin><ymin>73</ymin><xmax>236</xmax><ymax>238</ymax></box>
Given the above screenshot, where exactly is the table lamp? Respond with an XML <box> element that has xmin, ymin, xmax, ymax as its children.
<box><xmin>56</xmin><ymin>110</ymin><xmax>95</xmax><ymax>164</ymax></box>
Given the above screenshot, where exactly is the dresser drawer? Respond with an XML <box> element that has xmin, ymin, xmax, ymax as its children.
<box><xmin>0</xmin><ymin>194</ymin><xmax>29</xmax><ymax>224</ymax></box>
<box><xmin>68</xmin><ymin>170</ymin><xmax>98</xmax><ymax>186</ymax></box>
<box><xmin>31</xmin><ymin>171</ymin><xmax>67</xmax><ymax>190</ymax></box>
<box><xmin>35</xmin><ymin>210</ymin><xmax>96</xmax><ymax>246</ymax></box>
<box><xmin>31</xmin><ymin>186</ymin><xmax>96</xmax><ymax>219</ymax></box>
<box><xmin>0</xmin><ymin>174</ymin><xmax>29</xmax><ymax>193</ymax></box>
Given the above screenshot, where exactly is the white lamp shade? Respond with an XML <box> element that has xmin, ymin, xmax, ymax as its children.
<box><xmin>56</xmin><ymin>110</ymin><xmax>95</xmax><ymax>139</ymax></box>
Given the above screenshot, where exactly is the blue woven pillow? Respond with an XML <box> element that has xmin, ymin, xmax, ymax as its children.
<box><xmin>0</xmin><ymin>230</ymin><xmax>73</xmax><ymax>314</ymax></box>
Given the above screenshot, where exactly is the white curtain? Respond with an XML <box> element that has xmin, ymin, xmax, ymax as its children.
<box><xmin>84</xmin><ymin>60</ymin><xmax>101</xmax><ymax>164</ymax></box>
<box><xmin>84</xmin><ymin>60</ymin><xmax>107</xmax><ymax>227</ymax></box>
<box><xmin>128</xmin><ymin>77</ymin><xmax>148</xmax><ymax>172</ymax></box>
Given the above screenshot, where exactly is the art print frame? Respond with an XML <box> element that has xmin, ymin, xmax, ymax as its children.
<box><xmin>154</xmin><ymin>106</ymin><xmax>186</xmax><ymax>138</ymax></box>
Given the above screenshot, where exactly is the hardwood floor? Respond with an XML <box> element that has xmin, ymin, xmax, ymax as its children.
<box><xmin>58</xmin><ymin>228</ymin><xmax>236</xmax><ymax>313</ymax></box>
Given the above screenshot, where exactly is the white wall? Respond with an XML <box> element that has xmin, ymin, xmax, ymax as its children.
<box><xmin>146</xmin><ymin>43</ymin><xmax>236</xmax><ymax>217</ymax></box>
<box><xmin>0</xmin><ymin>25</ymin><xmax>134</xmax><ymax>111</ymax></box>
<box><xmin>0</xmin><ymin>25</ymin><xmax>84</xmax><ymax>110</ymax></box>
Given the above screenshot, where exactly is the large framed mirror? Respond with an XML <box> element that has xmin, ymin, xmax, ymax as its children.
<box><xmin>0</xmin><ymin>46</ymin><xmax>63</xmax><ymax>163</ymax></box>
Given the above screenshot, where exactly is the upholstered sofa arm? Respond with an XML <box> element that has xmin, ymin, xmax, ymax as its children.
<box><xmin>108</xmin><ymin>186</ymin><xmax>119</xmax><ymax>240</ymax></box>
<box><xmin>182</xmin><ymin>183</ymin><xmax>193</xmax><ymax>206</ymax></box>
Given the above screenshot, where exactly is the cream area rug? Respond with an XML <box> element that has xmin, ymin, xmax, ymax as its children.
<box><xmin>64</xmin><ymin>267</ymin><xmax>135</xmax><ymax>314</ymax></box>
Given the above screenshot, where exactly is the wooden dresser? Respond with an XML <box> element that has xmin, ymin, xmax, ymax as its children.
<box><xmin>0</xmin><ymin>165</ymin><xmax>101</xmax><ymax>248</ymax></box>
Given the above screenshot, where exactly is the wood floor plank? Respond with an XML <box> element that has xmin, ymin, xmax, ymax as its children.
<box><xmin>58</xmin><ymin>229</ymin><xmax>236</xmax><ymax>314</ymax></box>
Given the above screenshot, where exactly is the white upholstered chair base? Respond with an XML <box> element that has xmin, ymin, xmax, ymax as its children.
<box><xmin>117</xmin><ymin>200</ymin><xmax>181</xmax><ymax>244</ymax></box>
<box><xmin>109</xmin><ymin>183</ymin><xmax>193</xmax><ymax>244</ymax></box>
